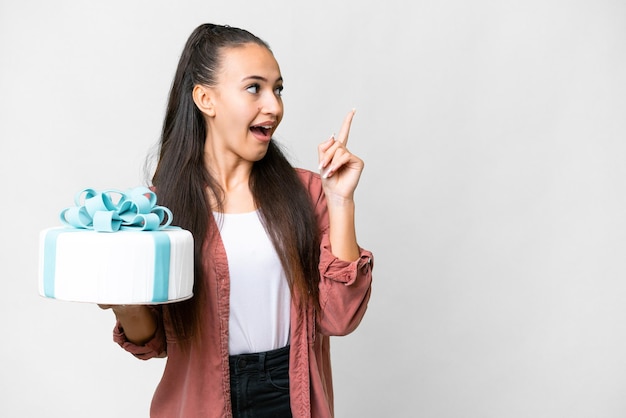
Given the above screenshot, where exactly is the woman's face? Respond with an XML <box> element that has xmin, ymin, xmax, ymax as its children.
<box><xmin>204</xmin><ymin>42</ymin><xmax>284</xmax><ymax>164</ymax></box>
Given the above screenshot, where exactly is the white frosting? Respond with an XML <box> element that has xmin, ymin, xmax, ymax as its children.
<box><xmin>38</xmin><ymin>227</ymin><xmax>194</xmax><ymax>304</ymax></box>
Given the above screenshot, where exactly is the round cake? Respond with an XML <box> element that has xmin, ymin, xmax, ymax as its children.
<box><xmin>38</xmin><ymin>187</ymin><xmax>194</xmax><ymax>304</ymax></box>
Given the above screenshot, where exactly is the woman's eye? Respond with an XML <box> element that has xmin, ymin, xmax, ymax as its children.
<box><xmin>275</xmin><ymin>85</ymin><xmax>284</xmax><ymax>97</ymax></box>
<box><xmin>246</xmin><ymin>84</ymin><xmax>260</xmax><ymax>94</ymax></box>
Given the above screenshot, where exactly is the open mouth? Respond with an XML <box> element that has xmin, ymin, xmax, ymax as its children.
<box><xmin>250</xmin><ymin>124</ymin><xmax>273</xmax><ymax>141</ymax></box>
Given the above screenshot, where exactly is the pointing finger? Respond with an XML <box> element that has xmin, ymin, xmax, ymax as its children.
<box><xmin>336</xmin><ymin>109</ymin><xmax>356</xmax><ymax>145</ymax></box>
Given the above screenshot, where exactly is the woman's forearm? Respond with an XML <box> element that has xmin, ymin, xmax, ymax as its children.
<box><xmin>327</xmin><ymin>197</ymin><xmax>360</xmax><ymax>262</ymax></box>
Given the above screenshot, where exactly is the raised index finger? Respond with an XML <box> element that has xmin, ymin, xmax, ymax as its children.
<box><xmin>336</xmin><ymin>108</ymin><xmax>356</xmax><ymax>146</ymax></box>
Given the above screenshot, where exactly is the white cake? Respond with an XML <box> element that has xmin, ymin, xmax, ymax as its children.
<box><xmin>38</xmin><ymin>187</ymin><xmax>194</xmax><ymax>304</ymax></box>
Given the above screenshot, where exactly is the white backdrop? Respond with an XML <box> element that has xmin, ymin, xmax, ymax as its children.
<box><xmin>1</xmin><ymin>1</ymin><xmax>626</xmax><ymax>417</ymax></box>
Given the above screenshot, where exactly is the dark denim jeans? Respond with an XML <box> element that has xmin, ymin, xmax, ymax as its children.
<box><xmin>229</xmin><ymin>345</ymin><xmax>292</xmax><ymax>418</ymax></box>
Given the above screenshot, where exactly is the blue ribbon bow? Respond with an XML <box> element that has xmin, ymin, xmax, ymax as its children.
<box><xmin>60</xmin><ymin>187</ymin><xmax>173</xmax><ymax>232</ymax></box>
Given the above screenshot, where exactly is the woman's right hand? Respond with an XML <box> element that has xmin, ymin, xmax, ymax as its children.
<box><xmin>99</xmin><ymin>304</ymin><xmax>147</xmax><ymax>315</ymax></box>
<box><xmin>99</xmin><ymin>304</ymin><xmax>158</xmax><ymax>345</ymax></box>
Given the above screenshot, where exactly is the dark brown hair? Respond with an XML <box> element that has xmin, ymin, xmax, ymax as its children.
<box><xmin>152</xmin><ymin>23</ymin><xmax>320</xmax><ymax>346</ymax></box>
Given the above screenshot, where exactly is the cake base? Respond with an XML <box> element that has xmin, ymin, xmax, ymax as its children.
<box><xmin>39</xmin><ymin>227</ymin><xmax>194</xmax><ymax>305</ymax></box>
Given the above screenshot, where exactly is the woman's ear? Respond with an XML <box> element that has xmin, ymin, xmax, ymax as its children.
<box><xmin>192</xmin><ymin>85</ymin><xmax>216</xmax><ymax>117</ymax></box>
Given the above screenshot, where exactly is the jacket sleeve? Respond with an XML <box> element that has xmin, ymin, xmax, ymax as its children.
<box><xmin>317</xmin><ymin>234</ymin><xmax>374</xmax><ymax>336</ymax></box>
<box><xmin>112</xmin><ymin>306</ymin><xmax>167</xmax><ymax>359</ymax></box>
<box><xmin>300</xmin><ymin>168</ymin><xmax>374</xmax><ymax>336</ymax></box>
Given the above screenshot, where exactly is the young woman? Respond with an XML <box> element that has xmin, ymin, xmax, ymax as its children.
<box><xmin>102</xmin><ymin>23</ymin><xmax>373</xmax><ymax>418</ymax></box>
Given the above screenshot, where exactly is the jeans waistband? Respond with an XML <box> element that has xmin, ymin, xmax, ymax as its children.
<box><xmin>229</xmin><ymin>345</ymin><xmax>290</xmax><ymax>374</ymax></box>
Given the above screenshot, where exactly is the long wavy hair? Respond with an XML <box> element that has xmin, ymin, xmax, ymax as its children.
<box><xmin>152</xmin><ymin>23</ymin><xmax>320</xmax><ymax>346</ymax></box>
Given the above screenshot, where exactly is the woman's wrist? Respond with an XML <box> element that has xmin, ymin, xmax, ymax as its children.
<box><xmin>112</xmin><ymin>305</ymin><xmax>158</xmax><ymax>345</ymax></box>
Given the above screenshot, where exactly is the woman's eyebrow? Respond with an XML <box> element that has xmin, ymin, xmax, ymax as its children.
<box><xmin>241</xmin><ymin>75</ymin><xmax>283</xmax><ymax>83</ymax></box>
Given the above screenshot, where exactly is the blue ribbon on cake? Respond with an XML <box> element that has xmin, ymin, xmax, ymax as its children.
<box><xmin>60</xmin><ymin>187</ymin><xmax>173</xmax><ymax>232</ymax></box>
<box><xmin>44</xmin><ymin>187</ymin><xmax>177</xmax><ymax>303</ymax></box>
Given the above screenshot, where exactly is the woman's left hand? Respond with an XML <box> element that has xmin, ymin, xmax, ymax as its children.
<box><xmin>318</xmin><ymin>109</ymin><xmax>364</xmax><ymax>203</ymax></box>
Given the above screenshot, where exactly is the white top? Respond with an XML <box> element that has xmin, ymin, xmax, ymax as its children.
<box><xmin>214</xmin><ymin>211</ymin><xmax>291</xmax><ymax>355</ymax></box>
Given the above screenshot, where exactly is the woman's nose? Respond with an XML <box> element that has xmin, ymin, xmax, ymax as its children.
<box><xmin>259</xmin><ymin>92</ymin><xmax>283</xmax><ymax>116</ymax></box>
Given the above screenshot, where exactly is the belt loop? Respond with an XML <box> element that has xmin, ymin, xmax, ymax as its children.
<box><xmin>258</xmin><ymin>352</ymin><xmax>267</xmax><ymax>374</ymax></box>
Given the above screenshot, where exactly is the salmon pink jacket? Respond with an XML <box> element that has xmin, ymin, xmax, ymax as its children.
<box><xmin>112</xmin><ymin>169</ymin><xmax>374</xmax><ymax>417</ymax></box>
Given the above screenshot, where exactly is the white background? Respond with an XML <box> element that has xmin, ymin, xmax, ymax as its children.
<box><xmin>1</xmin><ymin>1</ymin><xmax>626</xmax><ymax>417</ymax></box>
